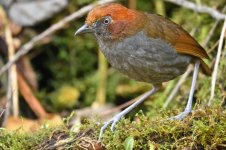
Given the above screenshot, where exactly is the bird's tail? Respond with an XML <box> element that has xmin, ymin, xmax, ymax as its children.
<box><xmin>200</xmin><ymin>60</ymin><xmax>212</xmax><ymax>76</ymax></box>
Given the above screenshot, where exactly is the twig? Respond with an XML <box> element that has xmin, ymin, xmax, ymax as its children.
<box><xmin>0</xmin><ymin>0</ymin><xmax>115</xmax><ymax>77</ymax></box>
<box><xmin>202</xmin><ymin>6</ymin><xmax>226</xmax><ymax>47</ymax></box>
<box><xmin>154</xmin><ymin>0</ymin><xmax>165</xmax><ymax>16</ymax></box>
<box><xmin>0</xmin><ymin>108</ymin><xmax>5</xmax><ymax>118</ymax></box>
<box><xmin>208</xmin><ymin>40</ymin><xmax>219</xmax><ymax>54</ymax></box>
<box><xmin>164</xmin><ymin>0</ymin><xmax>226</xmax><ymax>20</ymax></box>
<box><xmin>129</xmin><ymin>0</ymin><xmax>137</xmax><ymax>10</ymax></box>
<box><xmin>3</xmin><ymin>93</ymin><xmax>11</xmax><ymax>127</ymax></box>
<box><xmin>203</xmin><ymin>21</ymin><xmax>220</xmax><ymax>47</ymax></box>
<box><xmin>92</xmin><ymin>51</ymin><xmax>108</xmax><ymax>108</ymax></box>
<box><xmin>4</xmin><ymin>14</ymin><xmax>19</xmax><ymax>117</ymax></box>
<box><xmin>0</xmin><ymin>6</ymin><xmax>19</xmax><ymax>126</ymax></box>
<box><xmin>208</xmin><ymin>17</ymin><xmax>226</xmax><ymax>105</ymax></box>
<box><xmin>17</xmin><ymin>71</ymin><xmax>48</xmax><ymax>118</ymax></box>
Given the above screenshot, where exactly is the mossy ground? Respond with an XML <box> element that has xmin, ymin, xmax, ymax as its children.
<box><xmin>0</xmin><ymin>125</ymin><xmax>60</xmax><ymax>150</ymax></box>
<box><xmin>0</xmin><ymin>106</ymin><xmax>225</xmax><ymax>150</ymax></box>
<box><xmin>101</xmin><ymin>106</ymin><xmax>226</xmax><ymax>149</ymax></box>
<box><xmin>0</xmin><ymin>0</ymin><xmax>225</xmax><ymax>150</ymax></box>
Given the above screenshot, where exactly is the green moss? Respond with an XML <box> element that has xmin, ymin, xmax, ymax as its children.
<box><xmin>100</xmin><ymin>107</ymin><xmax>226</xmax><ymax>149</ymax></box>
<box><xmin>0</xmin><ymin>125</ymin><xmax>63</xmax><ymax>150</ymax></box>
<box><xmin>1</xmin><ymin>0</ymin><xmax>224</xmax><ymax>149</ymax></box>
<box><xmin>0</xmin><ymin>106</ymin><xmax>225</xmax><ymax>149</ymax></box>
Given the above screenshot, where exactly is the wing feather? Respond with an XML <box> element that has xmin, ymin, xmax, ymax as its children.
<box><xmin>175</xmin><ymin>32</ymin><xmax>209</xmax><ymax>59</ymax></box>
<box><xmin>146</xmin><ymin>13</ymin><xmax>211</xmax><ymax>75</ymax></box>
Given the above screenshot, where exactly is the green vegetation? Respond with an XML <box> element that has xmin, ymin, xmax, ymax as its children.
<box><xmin>101</xmin><ymin>106</ymin><xmax>226</xmax><ymax>149</ymax></box>
<box><xmin>0</xmin><ymin>105</ymin><xmax>225</xmax><ymax>149</ymax></box>
<box><xmin>0</xmin><ymin>0</ymin><xmax>225</xmax><ymax>149</ymax></box>
<box><xmin>0</xmin><ymin>126</ymin><xmax>58</xmax><ymax>150</ymax></box>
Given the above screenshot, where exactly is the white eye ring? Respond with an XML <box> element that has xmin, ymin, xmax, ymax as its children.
<box><xmin>103</xmin><ymin>17</ymin><xmax>111</xmax><ymax>25</ymax></box>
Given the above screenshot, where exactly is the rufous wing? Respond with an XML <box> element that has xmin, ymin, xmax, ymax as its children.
<box><xmin>145</xmin><ymin>14</ymin><xmax>212</xmax><ymax>75</ymax></box>
<box><xmin>146</xmin><ymin>13</ymin><xmax>211</xmax><ymax>75</ymax></box>
<box><xmin>146</xmin><ymin>14</ymin><xmax>209</xmax><ymax>59</ymax></box>
<box><xmin>175</xmin><ymin>31</ymin><xmax>209</xmax><ymax>59</ymax></box>
<box><xmin>175</xmin><ymin>31</ymin><xmax>211</xmax><ymax>75</ymax></box>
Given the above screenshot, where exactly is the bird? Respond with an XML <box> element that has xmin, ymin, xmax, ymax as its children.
<box><xmin>75</xmin><ymin>3</ymin><xmax>211</xmax><ymax>140</ymax></box>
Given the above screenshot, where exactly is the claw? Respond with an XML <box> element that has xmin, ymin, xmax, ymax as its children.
<box><xmin>110</xmin><ymin>122</ymin><xmax>116</xmax><ymax>131</ymax></box>
<box><xmin>111</xmin><ymin>116</ymin><xmax>120</xmax><ymax>131</ymax></box>
<box><xmin>98</xmin><ymin>115</ymin><xmax>121</xmax><ymax>141</ymax></box>
<box><xmin>169</xmin><ymin>110</ymin><xmax>191</xmax><ymax>120</ymax></box>
<box><xmin>97</xmin><ymin>88</ymin><xmax>159</xmax><ymax>141</ymax></box>
<box><xmin>98</xmin><ymin>120</ymin><xmax>114</xmax><ymax>141</ymax></box>
<box><xmin>98</xmin><ymin>124</ymin><xmax>107</xmax><ymax>142</ymax></box>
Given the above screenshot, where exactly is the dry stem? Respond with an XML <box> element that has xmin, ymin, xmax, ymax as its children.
<box><xmin>209</xmin><ymin>17</ymin><xmax>226</xmax><ymax>105</ymax></box>
<box><xmin>164</xmin><ymin>0</ymin><xmax>226</xmax><ymax>20</ymax></box>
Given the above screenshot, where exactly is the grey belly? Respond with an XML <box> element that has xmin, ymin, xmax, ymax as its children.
<box><xmin>99</xmin><ymin>31</ymin><xmax>191</xmax><ymax>85</ymax></box>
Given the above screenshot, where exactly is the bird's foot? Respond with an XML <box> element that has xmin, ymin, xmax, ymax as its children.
<box><xmin>169</xmin><ymin>109</ymin><xmax>191</xmax><ymax>120</ymax></box>
<box><xmin>98</xmin><ymin>114</ymin><xmax>121</xmax><ymax>141</ymax></box>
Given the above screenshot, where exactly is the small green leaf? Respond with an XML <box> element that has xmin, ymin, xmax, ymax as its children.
<box><xmin>123</xmin><ymin>136</ymin><xmax>134</xmax><ymax>150</ymax></box>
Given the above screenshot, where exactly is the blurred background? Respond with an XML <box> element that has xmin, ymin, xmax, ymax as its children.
<box><xmin>0</xmin><ymin>0</ymin><xmax>225</xmax><ymax>131</ymax></box>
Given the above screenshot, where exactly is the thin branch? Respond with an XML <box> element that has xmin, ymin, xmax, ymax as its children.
<box><xmin>164</xmin><ymin>0</ymin><xmax>226</xmax><ymax>20</ymax></box>
<box><xmin>92</xmin><ymin>51</ymin><xmax>108</xmax><ymax>107</ymax></box>
<box><xmin>129</xmin><ymin>0</ymin><xmax>137</xmax><ymax>10</ymax></box>
<box><xmin>0</xmin><ymin>6</ymin><xmax>18</xmax><ymax>126</ymax></box>
<box><xmin>0</xmin><ymin>107</ymin><xmax>5</xmax><ymax>118</ymax></box>
<box><xmin>17</xmin><ymin>71</ymin><xmax>48</xmax><ymax>118</ymax></box>
<box><xmin>5</xmin><ymin>15</ymin><xmax>19</xmax><ymax>117</ymax></box>
<box><xmin>209</xmin><ymin>17</ymin><xmax>226</xmax><ymax>105</ymax></box>
<box><xmin>202</xmin><ymin>21</ymin><xmax>220</xmax><ymax>47</ymax></box>
<box><xmin>208</xmin><ymin>40</ymin><xmax>219</xmax><ymax>54</ymax></box>
<box><xmin>0</xmin><ymin>0</ymin><xmax>115</xmax><ymax>77</ymax></box>
<box><xmin>154</xmin><ymin>0</ymin><xmax>166</xmax><ymax>16</ymax></box>
<box><xmin>201</xmin><ymin>6</ymin><xmax>226</xmax><ymax>47</ymax></box>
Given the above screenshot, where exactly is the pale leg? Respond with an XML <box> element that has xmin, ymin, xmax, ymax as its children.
<box><xmin>170</xmin><ymin>59</ymin><xmax>200</xmax><ymax>120</ymax></box>
<box><xmin>98</xmin><ymin>86</ymin><xmax>160</xmax><ymax>141</ymax></box>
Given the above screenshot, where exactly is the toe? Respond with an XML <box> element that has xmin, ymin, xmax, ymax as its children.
<box><xmin>110</xmin><ymin>121</ymin><xmax>116</xmax><ymax>131</ymax></box>
<box><xmin>170</xmin><ymin>111</ymin><xmax>191</xmax><ymax>120</ymax></box>
<box><xmin>98</xmin><ymin>121</ymin><xmax>112</xmax><ymax>141</ymax></box>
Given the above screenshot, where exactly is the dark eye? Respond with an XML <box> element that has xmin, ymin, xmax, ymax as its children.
<box><xmin>103</xmin><ymin>17</ymin><xmax>111</xmax><ymax>25</ymax></box>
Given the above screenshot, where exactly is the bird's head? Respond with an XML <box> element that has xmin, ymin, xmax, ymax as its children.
<box><xmin>75</xmin><ymin>3</ymin><xmax>146</xmax><ymax>40</ymax></box>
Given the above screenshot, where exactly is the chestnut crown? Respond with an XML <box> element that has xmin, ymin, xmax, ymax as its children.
<box><xmin>86</xmin><ymin>3</ymin><xmax>136</xmax><ymax>25</ymax></box>
<box><xmin>75</xmin><ymin>3</ymin><xmax>146</xmax><ymax>39</ymax></box>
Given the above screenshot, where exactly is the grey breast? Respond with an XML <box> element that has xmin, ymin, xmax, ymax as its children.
<box><xmin>98</xmin><ymin>31</ymin><xmax>191</xmax><ymax>84</ymax></box>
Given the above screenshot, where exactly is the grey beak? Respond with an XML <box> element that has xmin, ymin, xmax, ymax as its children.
<box><xmin>74</xmin><ymin>24</ymin><xmax>93</xmax><ymax>36</ymax></box>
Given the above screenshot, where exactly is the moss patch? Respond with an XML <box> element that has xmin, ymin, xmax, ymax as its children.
<box><xmin>0</xmin><ymin>125</ymin><xmax>60</xmax><ymax>150</ymax></box>
<box><xmin>100</xmin><ymin>107</ymin><xmax>226</xmax><ymax>149</ymax></box>
<box><xmin>1</xmin><ymin>107</ymin><xmax>225</xmax><ymax>150</ymax></box>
